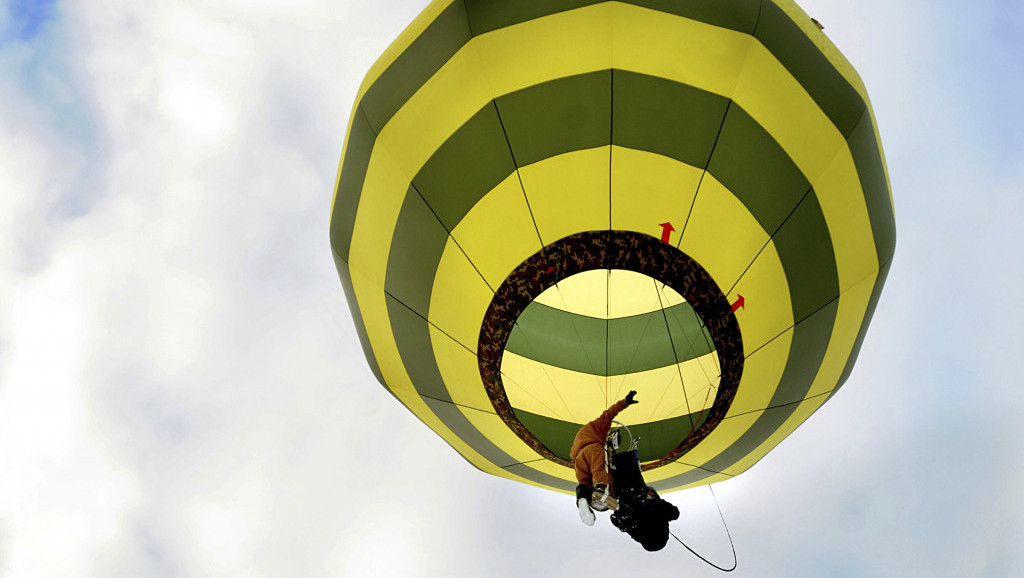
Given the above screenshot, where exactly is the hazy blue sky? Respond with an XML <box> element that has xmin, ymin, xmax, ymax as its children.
<box><xmin>1</xmin><ymin>1</ymin><xmax>1021</xmax><ymax>576</ymax></box>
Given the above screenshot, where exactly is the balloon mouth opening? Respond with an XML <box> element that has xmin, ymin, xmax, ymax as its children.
<box><xmin>477</xmin><ymin>230</ymin><xmax>744</xmax><ymax>470</ymax></box>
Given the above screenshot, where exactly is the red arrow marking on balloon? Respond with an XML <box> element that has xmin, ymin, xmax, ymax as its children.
<box><xmin>731</xmin><ymin>295</ymin><xmax>745</xmax><ymax>312</ymax></box>
<box><xmin>659</xmin><ymin>222</ymin><xmax>675</xmax><ymax>244</ymax></box>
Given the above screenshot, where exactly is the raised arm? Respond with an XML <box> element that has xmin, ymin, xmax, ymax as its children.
<box><xmin>589</xmin><ymin>391</ymin><xmax>639</xmax><ymax>438</ymax></box>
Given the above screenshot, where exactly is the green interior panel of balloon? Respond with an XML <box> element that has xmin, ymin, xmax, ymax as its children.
<box><xmin>500</xmin><ymin>269</ymin><xmax>721</xmax><ymax>462</ymax></box>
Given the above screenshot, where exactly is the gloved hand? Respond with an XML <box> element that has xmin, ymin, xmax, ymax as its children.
<box><xmin>625</xmin><ymin>390</ymin><xmax>638</xmax><ymax>405</ymax></box>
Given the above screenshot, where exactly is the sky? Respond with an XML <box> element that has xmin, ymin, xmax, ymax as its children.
<box><xmin>0</xmin><ymin>0</ymin><xmax>1022</xmax><ymax>576</ymax></box>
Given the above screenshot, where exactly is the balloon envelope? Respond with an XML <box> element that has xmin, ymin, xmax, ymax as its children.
<box><xmin>330</xmin><ymin>0</ymin><xmax>895</xmax><ymax>493</ymax></box>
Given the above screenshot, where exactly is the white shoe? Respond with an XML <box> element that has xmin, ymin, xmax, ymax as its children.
<box><xmin>577</xmin><ymin>497</ymin><xmax>596</xmax><ymax>526</ymax></box>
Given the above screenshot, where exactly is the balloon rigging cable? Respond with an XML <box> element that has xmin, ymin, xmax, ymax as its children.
<box><xmin>653</xmin><ymin>278</ymin><xmax>696</xmax><ymax>431</ymax></box>
<box><xmin>669</xmin><ymin>484</ymin><xmax>738</xmax><ymax>572</ymax></box>
<box><xmin>648</xmin><ymin>246</ymin><xmax>735</xmax><ymax>570</ymax></box>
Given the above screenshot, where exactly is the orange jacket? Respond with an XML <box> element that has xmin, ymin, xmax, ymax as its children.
<box><xmin>569</xmin><ymin>399</ymin><xmax>629</xmax><ymax>462</ymax></box>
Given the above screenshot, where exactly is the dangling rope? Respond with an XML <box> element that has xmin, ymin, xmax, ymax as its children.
<box><xmin>669</xmin><ymin>485</ymin><xmax>738</xmax><ymax>572</ymax></box>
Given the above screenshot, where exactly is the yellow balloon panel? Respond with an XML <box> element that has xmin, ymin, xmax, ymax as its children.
<box><xmin>429</xmin><ymin>325</ymin><xmax>492</xmax><ymax>413</ymax></box>
<box><xmin>501</xmin><ymin>350</ymin><xmax>720</xmax><ymax>425</ymax></box>
<box><xmin>814</xmin><ymin>149</ymin><xmax>881</xmax><ymax>292</ymax></box>
<box><xmin>473</xmin><ymin>4</ymin><xmax>613</xmax><ymax>98</ymax></box>
<box><xmin>606</xmin><ymin>353</ymin><xmax>720</xmax><ymax>424</ymax></box>
<box><xmin>350</xmin><ymin>277</ymin><xmax>503</xmax><ymax>478</ymax></box>
<box><xmin>518</xmin><ymin>147</ymin><xmax>611</xmax><ymax>244</ymax></box>
<box><xmin>429</xmin><ymin>240</ymin><xmax>494</xmax><ymax>351</ymax></box>
<box><xmin>728</xmin><ymin>246</ymin><xmax>795</xmax><ymax>357</ymax></box>
<box><xmin>347</xmin><ymin>266</ymin><xmax>417</xmax><ymax>398</ymax></box>
<box><xmin>347</xmin><ymin>144</ymin><xmax>416</xmax><ymax>286</ymax></box>
<box><xmin>610</xmin><ymin>2</ymin><xmax>752</xmax><ymax>98</ymax></box>
<box><xmin>610</xmin><ymin>146</ymin><xmax>704</xmax><ymax>241</ymax></box>
<box><xmin>678</xmin><ymin>172</ymin><xmax>777</xmax><ymax>291</ymax></box>
<box><xmin>449</xmin><ymin>171</ymin><xmax>542</xmax><ymax>291</ymax></box>
<box><xmin>534</xmin><ymin>268</ymin><xmax>689</xmax><ymax>319</ymax></box>
<box><xmin>501</xmin><ymin>352</ymin><xmax>605</xmax><ymax>425</ymax></box>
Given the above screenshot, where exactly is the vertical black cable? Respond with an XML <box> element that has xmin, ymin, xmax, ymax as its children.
<box><xmin>653</xmin><ymin>280</ymin><xmax>694</xmax><ymax>432</ymax></box>
<box><xmin>606</xmin><ymin>69</ymin><xmax>615</xmax><ymax>407</ymax></box>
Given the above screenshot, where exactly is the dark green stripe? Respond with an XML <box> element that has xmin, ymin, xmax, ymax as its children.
<box><xmin>514</xmin><ymin>408</ymin><xmax>710</xmax><ymax>462</ymax></box>
<box><xmin>512</xmin><ymin>409</ymin><xmax>579</xmax><ymax>460</ymax></box>
<box><xmin>754</xmin><ymin>1</ymin><xmax>864</xmax><ymax>137</ymax></box>
<box><xmin>330</xmin><ymin>107</ymin><xmax>375</xmax><ymax>263</ymax></box>
<box><xmin>386</xmin><ymin>294</ymin><xmax>455</xmax><ymax>402</ymax></box>
<box><xmin>847</xmin><ymin>111</ymin><xmax>897</xmax><ymax>264</ymax></box>
<box><xmin>771</xmin><ymin>192</ymin><xmax>840</xmax><ymax>320</ymax></box>
<box><xmin>413</xmin><ymin>103</ymin><xmax>517</xmax><ymax>231</ymax></box>
<box><xmin>360</xmin><ymin>2</ymin><xmax>472</xmax><ymax>131</ymax></box>
<box><xmin>652</xmin><ymin>299</ymin><xmax>838</xmax><ymax>488</ymax></box>
<box><xmin>506</xmin><ymin>300</ymin><xmax>715</xmax><ymax>375</ymax></box>
<box><xmin>498</xmin><ymin>70</ymin><xmax>611</xmax><ymax>167</ymax></box>
<box><xmin>466</xmin><ymin>0</ymin><xmax>761</xmax><ymax>37</ymax></box>
<box><xmin>707</xmin><ymin>105</ymin><xmax>810</xmax><ymax>235</ymax></box>
<box><xmin>384</xmin><ymin>187</ymin><xmax>452</xmax><ymax>316</ymax></box>
<box><xmin>613</xmin><ymin>70</ymin><xmax>730</xmax><ymax>167</ymax></box>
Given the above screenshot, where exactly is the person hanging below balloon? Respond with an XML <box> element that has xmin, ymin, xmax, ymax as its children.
<box><xmin>571</xmin><ymin>391</ymin><xmax>638</xmax><ymax>525</ymax></box>
<box><xmin>608</xmin><ymin>447</ymin><xmax>680</xmax><ymax>551</ymax></box>
<box><xmin>571</xmin><ymin>391</ymin><xmax>681</xmax><ymax>551</ymax></box>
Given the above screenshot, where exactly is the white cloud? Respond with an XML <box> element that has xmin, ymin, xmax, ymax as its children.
<box><xmin>0</xmin><ymin>60</ymin><xmax>86</xmax><ymax>273</ymax></box>
<box><xmin>0</xmin><ymin>0</ymin><xmax>1022</xmax><ymax>576</ymax></box>
<box><xmin>1</xmin><ymin>0</ymin><xmax>439</xmax><ymax>574</ymax></box>
<box><xmin>0</xmin><ymin>243</ymin><xmax>143</xmax><ymax>578</ymax></box>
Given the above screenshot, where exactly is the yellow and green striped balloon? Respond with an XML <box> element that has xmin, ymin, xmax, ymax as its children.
<box><xmin>330</xmin><ymin>0</ymin><xmax>895</xmax><ymax>493</ymax></box>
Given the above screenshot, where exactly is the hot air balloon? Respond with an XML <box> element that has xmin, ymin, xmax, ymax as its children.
<box><xmin>330</xmin><ymin>0</ymin><xmax>895</xmax><ymax>493</ymax></box>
